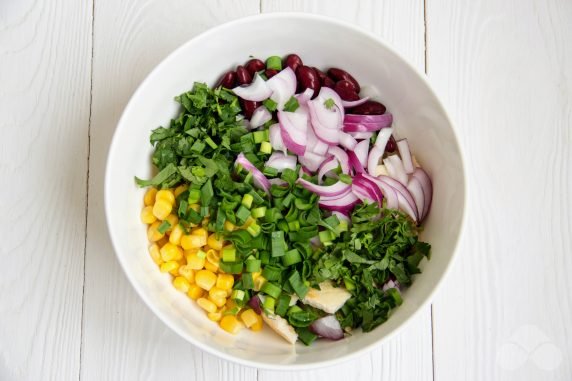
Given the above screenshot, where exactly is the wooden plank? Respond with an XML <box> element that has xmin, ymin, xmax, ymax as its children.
<box><xmin>259</xmin><ymin>1</ymin><xmax>433</xmax><ymax>380</ymax></box>
<box><xmin>427</xmin><ymin>0</ymin><xmax>572</xmax><ymax>380</ymax></box>
<box><xmin>81</xmin><ymin>1</ymin><xmax>260</xmax><ymax>380</ymax></box>
<box><xmin>0</xmin><ymin>0</ymin><xmax>92</xmax><ymax>380</ymax></box>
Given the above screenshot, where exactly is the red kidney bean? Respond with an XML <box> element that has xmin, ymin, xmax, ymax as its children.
<box><xmin>245</xmin><ymin>59</ymin><xmax>265</xmax><ymax>76</ymax></box>
<box><xmin>334</xmin><ymin>80</ymin><xmax>360</xmax><ymax>101</ymax></box>
<box><xmin>348</xmin><ymin>100</ymin><xmax>386</xmax><ymax>115</ymax></box>
<box><xmin>327</xmin><ymin>68</ymin><xmax>361</xmax><ymax>93</ymax></box>
<box><xmin>284</xmin><ymin>54</ymin><xmax>303</xmax><ymax>73</ymax></box>
<box><xmin>296</xmin><ymin>66</ymin><xmax>321</xmax><ymax>98</ymax></box>
<box><xmin>385</xmin><ymin>136</ymin><xmax>397</xmax><ymax>153</ymax></box>
<box><xmin>322</xmin><ymin>77</ymin><xmax>335</xmax><ymax>88</ymax></box>
<box><xmin>236</xmin><ymin>65</ymin><xmax>252</xmax><ymax>85</ymax></box>
<box><xmin>264</xmin><ymin>69</ymin><xmax>278</xmax><ymax>79</ymax></box>
<box><xmin>217</xmin><ymin>71</ymin><xmax>237</xmax><ymax>89</ymax></box>
<box><xmin>313</xmin><ymin>67</ymin><xmax>327</xmax><ymax>82</ymax></box>
<box><xmin>240</xmin><ymin>99</ymin><xmax>260</xmax><ymax>119</ymax></box>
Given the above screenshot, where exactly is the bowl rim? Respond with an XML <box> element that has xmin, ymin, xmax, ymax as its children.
<box><xmin>105</xmin><ymin>12</ymin><xmax>468</xmax><ymax>371</ymax></box>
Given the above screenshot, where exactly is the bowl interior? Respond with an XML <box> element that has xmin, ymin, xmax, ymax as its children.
<box><xmin>105</xmin><ymin>13</ymin><xmax>465</xmax><ymax>369</ymax></box>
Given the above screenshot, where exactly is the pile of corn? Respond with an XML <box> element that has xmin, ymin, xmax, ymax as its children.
<box><xmin>141</xmin><ymin>186</ymin><xmax>263</xmax><ymax>334</ymax></box>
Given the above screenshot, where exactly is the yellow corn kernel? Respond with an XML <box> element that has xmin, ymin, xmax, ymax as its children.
<box><xmin>226</xmin><ymin>289</ymin><xmax>233</xmax><ymax>297</ymax></box>
<box><xmin>187</xmin><ymin>284</ymin><xmax>204</xmax><ymax>300</ymax></box>
<box><xmin>140</xmin><ymin>206</ymin><xmax>157</xmax><ymax>224</ymax></box>
<box><xmin>204</xmin><ymin>260</ymin><xmax>219</xmax><ymax>273</ymax></box>
<box><xmin>173</xmin><ymin>276</ymin><xmax>191</xmax><ymax>293</ymax></box>
<box><xmin>178</xmin><ymin>265</ymin><xmax>195</xmax><ymax>283</ymax></box>
<box><xmin>180</xmin><ymin>234</ymin><xmax>207</xmax><ymax>250</ymax></box>
<box><xmin>160</xmin><ymin>242</ymin><xmax>183</xmax><ymax>262</ymax></box>
<box><xmin>152</xmin><ymin>199</ymin><xmax>172</xmax><ymax>220</ymax></box>
<box><xmin>216</xmin><ymin>274</ymin><xmax>234</xmax><ymax>290</ymax></box>
<box><xmin>225</xmin><ymin>298</ymin><xmax>238</xmax><ymax>310</ymax></box>
<box><xmin>240</xmin><ymin>309</ymin><xmax>259</xmax><ymax>328</ymax></box>
<box><xmin>224</xmin><ymin>220</ymin><xmax>236</xmax><ymax>232</ymax></box>
<box><xmin>250</xmin><ymin>314</ymin><xmax>263</xmax><ymax>331</ymax></box>
<box><xmin>253</xmin><ymin>275</ymin><xmax>266</xmax><ymax>291</ymax></box>
<box><xmin>148</xmin><ymin>244</ymin><xmax>163</xmax><ymax>265</ymax></box>
<box><xmin>156</xmin><ymin>189</ymin><xmax>175</xmax><ymax>205</ymax></box>
<box><xmin>191</xmin><ymin>227</ymin><xmax>208</xmax><ymax>238</ymax></box>
<box><xmin>165</xmin><ymin>214</ymin><xmax>179</xmax><ymax>232</ymax></box>
<box><xmin>144</xmin><ymin>188</ymin><xmax>158</xmax><ymax>206</ymax></box>
<box><xmin>186</xmin><ymin>251</ymin><xmax>206</xmax><ymax>270</ymax></box>
<box><xmin>206</xmin><ymin>234</ymin><xmax>224</xmax><ymax>250</ymax></box>
<box><xmin>195</xmin><ymin>269</ymin><xmax>217</xmax><ymax>291</ymax></box>
<box><xmin>207</xmin><ymin>309</ymin><xmax>224</xmax><ymax>322</ymax></box>
<box><xmin>169</xmin><ymin>224</ymin><xmax>184</xmax><ymax>245</ymax></box>
<box><xmin>209</xmin><ymin>287</ymin><xmax>227</xmax><ymax>301</ymax></box>
<box><xmin>209</xmin><ymin>295</ymin><xmax>227</xmax><ymax>308</ymax></box>
<box><xmin>147</xmin><ymin>221</ymin><xmax>165</xmax><ymax>242</ymax></box>
<box><xmin>206</xmin><ymin>249</ymin><xmax>220</xmax><ymax>265</ymax></box>
<box><xmin>160</xmin><ymin>261</ymin><xmax>179</xmax><ymax>274</ymax></box>
<box><xmin>174</xmin><ymin>184</ymin><xmax>188</xmax><ymax>197</ymax></box>
<box><xmin>220</xmin><ymin>315</ymin><xmax>243</xmax><ymax>334</ymax></box>
<box><xmin>197</xmin><ymin>297</ymin><xmax>217</xmax><ymax>313</ymax></box>
<box><xmin>241</xmin><ymin>216</ymin><xmax>255</xmax><ymax>229</ymax></box>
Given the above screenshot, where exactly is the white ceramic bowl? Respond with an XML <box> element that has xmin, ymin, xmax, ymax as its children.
<box><xmin>105</xmin><ymin>13</ymin><xmax>466</xmax><ymax>370</ymax></box>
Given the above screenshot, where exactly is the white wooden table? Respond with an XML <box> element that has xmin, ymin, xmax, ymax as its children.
<box><xmin>1</xmin><ymin>0</ymin><xmax>571</xmax><ymax>380</ymax></box>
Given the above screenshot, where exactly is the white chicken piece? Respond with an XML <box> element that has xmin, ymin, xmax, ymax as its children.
<box><xmin>262</xmin><ymin>313</ymin><xmax>298</xmax><ymax>344</ymax></box>
<box><xmin>302</xmin><ymin>281</ymin><xmax>351</xmax><ymax>314</ymax></box>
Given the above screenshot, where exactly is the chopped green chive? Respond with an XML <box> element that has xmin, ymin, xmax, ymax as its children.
<box><xmin>245</xmin><ymin>258</ymin><xmax>261</xmax><ymax>273</ymax></box>
<box><xmin>204</xmin><ymin>136</ymin><xmax>218</xmax><ymax>149</ymax></box>
<box><xmin>282</xmin><ymin>248</ymin><xmax>302</xmax><ymax>266</ymax></box>
<box><xmin>187</xmin><ymin>189</ymin><xmax>201</xmax><ymax>204</ymax></box>
<box><xmin>222</xmin><ymin>246</ymin><xmax>236</xmax><ymax>262</ymax></box>
<box><xmin>235</xmin><ymin>205</ymin><xmax>251</xmax><ymax>224</ymax></box>
<box><xmin>259</xmin><ymin>141</ymin><xmax>272</xmax><ymax>154</ymax></box>
<box><xmin>251</xmin><ymin>206</ymin><xmax>267</xmax><ymax>219</ymax></box>
<box><xmin>241</xmin><ymin>193</ymin><xmax>254</xmax><ymax>209</ymax></box>
<box><xmin>246</xmin><ymin>222</ymin><xmax>261</xmax><ymax>237</ymax></box>
<box><xmin>262</xmin><ymin>296</ymin><xmax>276</xmax><ymax>314</ymax></box>
<box><xmin>266</xmin><ymin>56</ymin><xmax>282</xmax><ymax>71</ymax></box>
<box><xmin>282</xmin><ymin>97</ymin><xmax>299</xmax><ymax>112</ymax></box>
<box><xmin>275</xmin><ymin>293</ymin><xmax>291</xmax><ymax>317</ymax></box>
<box><xmin>157</xmin><ymin>220</ymin><xmax>171</xmax><ymax>234</ymax></box>
<box><xmin>242</xmin><ymin>272</ymin><xmax>254</xmax><ymax>290</ymax></box>
<box><xmin>253</xmin><ymin>130</ymin><xmax>269</xmax><ymax>144</ymax></box>
<box><xmin>263</xmin><ymin>98</ymin><xmax>278</xmax><ymax>112</ymax></box>
<box><xmin>261</xmin><ymin>265</ymin><xmax>282</xmax><ymax>281</ymax></box>
<box><xmin>324</xmin><ymin>98</ymin><xmax>335</xmax><ymax>110</ymax></box>
<box><xmin>261</xmin><ymin>282</ymin><xmax>282</xmax><ymax>299</ymax></box>
<box><xmin>271</xmin><ymin>231</ymin><xmax>286</xmax><ymax>257</ymax></box>
<box><xmin>288</xmin><ymin>271</ymin><xmax>309</xmax><ymax>299</ymax></box>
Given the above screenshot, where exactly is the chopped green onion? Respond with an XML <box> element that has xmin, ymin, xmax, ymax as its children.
<box><xmin>263</xmin><ymin>296</ymin><xmax>276</xmax><ymax>313</ymax></box>
<box><xmin>261</xmin><ymin>282</ymin><xmax>282</xmax><ymax>299</ymax></box>
<box><xmin>215</xmin><ymin>209</ymin><xmax>226</xmax><ymax>231</ymax></box>
<box><xmin>222</xmin><ymin>246</ymin><xmax>236</xmax><ymax>262</ymax></box>
<box><xmin>200</xmin><ymin>205</ymin><xmax>209</xmax><ymax>217</ymax></box>
<box><xmin>178</xmin><ymin>200</ymin><xmax>188</xmax><ymax>218</ymax></box>
<box><xmin>190</xmin><ymin>140</ymin><xmax>205</xmax><ymax>153</ymax></box>
<box><xmin>265</xmin><ymin>208</ymin><xmax>282</xmax><ymax>223</ymax></box>
<box><xmin>296</xmin><ymin>327</ymin><xmax>318</xmax><ymax>346</ymax></box>
<box><xmin>200</xmin><ymin>179</ymin><xmax>214</xmax><ymax>205</ymax></box>
<box><xmin>288</xmin><ymin>271</ymin><xmax>309</xmax><ymax>299</ymax></box>
<box><xmin>276</xmin><ymin>220</ymin><xmax>289</xmax><ymax>233</ymax></box>
<box><xmin>282</xmin><ymin>97</ymin><xmax>299</xmax><ymax>112</ymax></box>
<box><xmin>218</xmin><ymin>261</ymin><xmax>243</xmax><ymax>274</ymax></box>
<box><xmin>249</xmin><ymin>190</ymin><xmax>265</xmax><ymax>205</ymax></box>
<box><xmin>251</xmin><ymin>206</ymin><xmax>267</xmax><ymax>219</ymax></box>
<box><xmin>319</xmin><ymin>230</ymin><xmax>334</xmax><ymax>244</ymax></box>
<box><xmin>204</xmin><ymin>136</ymin><xmax>218</xmax><ymax>149</ymax></box>
<box><xmin>187</xmin><ymin>189</ymin><xmax>201</xmax><ymax>204</ymax></box>
<box><xmin>287</xmin><ymin>220</ymin><xmax>300</xmax><ymax>232</ymax></box>
<box><xmin>263</xmin><ymin>166</ymin><xmax>278</xmax><ymax>177</ymax></box>
<box><xmin>223</xmin><ymin>306</ymin><xmax>241</xmax><ymax>316</ymax></box>
<box><xmin>242</xmin><ymin>272</ymin><xmax>254</xmax><ymax>289</ymax></box>
<box><xmin>259</xmin><ymin>141</ymin><xmax>272</xmax><ymax>154</ymax></box>
<box><xmin>263</xmin><ymin>98</ymin><xmax>278</xmax><ymax>112</ymax></box>
<box><xmin>266</xmin><ymin>56</ymin><xmax>282</xmax><ymax>70</ymax></box>
<box><xmin>260</xmin><ymin>251</ymin><xmax>270</xmax><ymax>265</ymax></box>
<box><xmin>187</xmin><ymin>208</ymin><xmax>202</xmax><ymax>224</ymax></box>
<box><xmin>253</xmin><ymin>130</ymin><xmax>269</xmax><ymax>144</ymax></box>
<box><xmin>294</xmin><ymin>198</ymin><xmax>313</xmax><ymax>210</ymax></box>
<box><xmin>231</xmin><ymin>289</ymin><xmax>246</xmax><ymax>303</ymax></box>
<box><xmin>261</xmin><ymin>265</ymin><xmax>282</xmax><ymax>281</ymax></box>
<box><xmin>236</xmin><ymin>205</ymin><xmax>251</xmax><ymax>224</ymax></box>
<box><xmin>246</xmin><ymin>222</ymin><xmax>261</xmax><ymax>237</ymax></box>
<box><xmin>275</xmin><ymin>293</ymin><xmax>291</xmax><ymax>317</ymax></box>
<box><xmin>339</xmin><ymin>173</ymin><xmax>353</xmax><ymax>184</ymax></box>
<box><xmin>157</xmin><ymin>220</ymin><xmax>171</xmax><ymax>234</ymax></box>
<box><xmin>324</xmin><ymin>98</ymin><xmax>335</xmax><ymax>110</ymax></box>
<box><xmin>245</xmin><ymin>258</ymin><xmax>261</xmax><ymax>273</ymax></box>
<box><xmin>241</xmin><ymin>193</ymin><xmax>254</xmax><ymax>209</ymax></box>
<box><xmin>343</xmin><ymin>277</ymin><xmax>356</xmax><ymax>291</ymax></box>
<box><xmin>271</xmin><ymin>231</ymin><xmax>286</xmax><ymax>257</ymax></box>
<box><xmin>282</xmin><ymin>249</ymin><xmax>302</xmax><ymax>266</ymax></box>
<box><xmin>282</xmin><ymin>193</ymin><xmax>295</xmax><ymax>207</ymax></box>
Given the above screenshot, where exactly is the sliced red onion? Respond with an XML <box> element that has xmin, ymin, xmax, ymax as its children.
<box><xmin>327</xmin><ymin>146</ymin><xmax>350</xmax><ymax>175</ymax></box>
<box><xmin>397</xmin><ymin>138</ymin><xmax>414</xmax><ymax>174</ymax></box>
<box><xmin>269</xmin><ymin>178</ymin><xmax>288</xmax><ymax>187</ymax></box>
<box><xmin>278</xmin><ymin>111</ymin><xmax>307</xmax><ymax>156</ymax></box>
<box><xmin>308</xmin><ymin>97</ymin><xmax>343</xmax><ymax>130</ymax></box>
<box><xmin>382</xmin><ymin>279</ymin><xmax>401</xmax><ymax>293</ymax></box>
<box><xmin>318</xmin><ymin>87</ymin><xmax>345</xmax><ymax>120</ymax></box>
<box><xmin>269</xmin><ymin>123</ymin><xmax>286</xmax><ymax>154</ymax></box>
<box><xmin>341</xmin><ymin>96</ymin><xmax>370</xmax><ymax>108</ymax></box>
<box><xmin>412</xmin><ymin>167</ymin><xmax>433</xmax><ymax>221</ymax></box>
<box><xmin>306</xmin><ymin>123</ymin><xmax>330</xmax><ymax>156</ymax></box>
<box><xmin>331</xmin><ymin>211</ymin><xmax>351</xmax><ymax>227</ymax></box>
<box><xmin>355</xmin><ymin>139</ymin><xmax>370</xmax><ymax>167</ymax></box>
<box><xmin>232</xmin><ymin>74</ymin><xmax>272</xmax><ymax>101</ymax></box>
<box><xmin>345</xmin><ymin>113</ymin><xmax>394</xmax><ymax>124</ymax></box>
<box><xmin>299</xmin><ymin>151</ymin><xmax>329</xmax><ymax>172</ymax></box>
<box><xmin>361</xmin><ymin>173</ymin><xmax>399</xmax><ymax>210</ymax></box>
<box><xmin>352</xmin><ymin>179</ymin><xmax>378</xmax><ymax>204</ymax></box>
<box><xmin>309</xmin><ymin>315</ymin><xmax>344</xmax><ymax>340</ymax></box>
<box><xmin>297</xmin><ymin>178</ymin><xmax>351</xmax><ymax>197</ymax></box>
<box><xmin>343</xmin><ymin>122</ymin><xmax>392</xmax><ymax>133</ymax></box>
<box><xmin>296</xmin><ymin>88</ymin><xmax>314</xmax><ymax>105</ymax></box>
<box><xmin>384</xmin><ymin>155</ymin><xmax>409</xmax><ymax>185</ymax></box>
<box><xmin>374</xmin><ymin>127</ymin><xmax>394</xmax><ymax>150</ymax></box>
<box><xmin>339</xmin><ymin>132</ymin><xmax>357</xmax><ymax>150</ymax></box>
<box><xmin>266</xmin><ymin>67</ymin><xmax>297</xmax><ymax>110</ymax></box>
<box><xmin>265</xmin><ymin>152</ymin><xmax>297</xmax><ymax>172</ymax></box>
<box><xmin>407</xmin><ymin>176</ymin><xmax>425</xmax><ymax>219</ymax></box>
<box><xmin>376</xmin><ymin>175</ymin><xmax>418</xmax><ymax>221</ymax></box>
<box><xmin>353</xmin><ymin>174</ymin><xmax>384</xmax><ymax>205</ymax></box>
<box><xmin>348</xmin><ymin>151</ymin><xmax>364</xmax><ymax>173</ymax></box>
<box><xmin>367</xmin><ymin>146</ymin><xmax>385</xmax><ymax>177</ymax></box>
<box><xmin>235</xmin><ymin>153</ymin><xmax>270</xmax><ymax>194</ymax></box>
<box><xmin>248</xmin><ymin>294</ymin><xmax>262</xmax><ymax>315</ymax></box>
<box><xmin>348</xmin><ymin>131</ymin><xmax>374</xmax><ymax>140</ymax></box>
<box><xmin>307</xmin><ymin>101</ymin><xmax>340</xmax><ymax>145</ymax></box>
<box><xmin>317</xmin><ymin>156</ymin><xmax>339</xmax><ymax>184</ymax></box>
<box><xmin>250</xmin><ymin>105</ymin><xmax>272</xmax><ymax>129</ymax></box>
<box><xmin>319</xmin><ymin>194</ymin><xmax>359</xmax><ymax>215</ymax></box>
